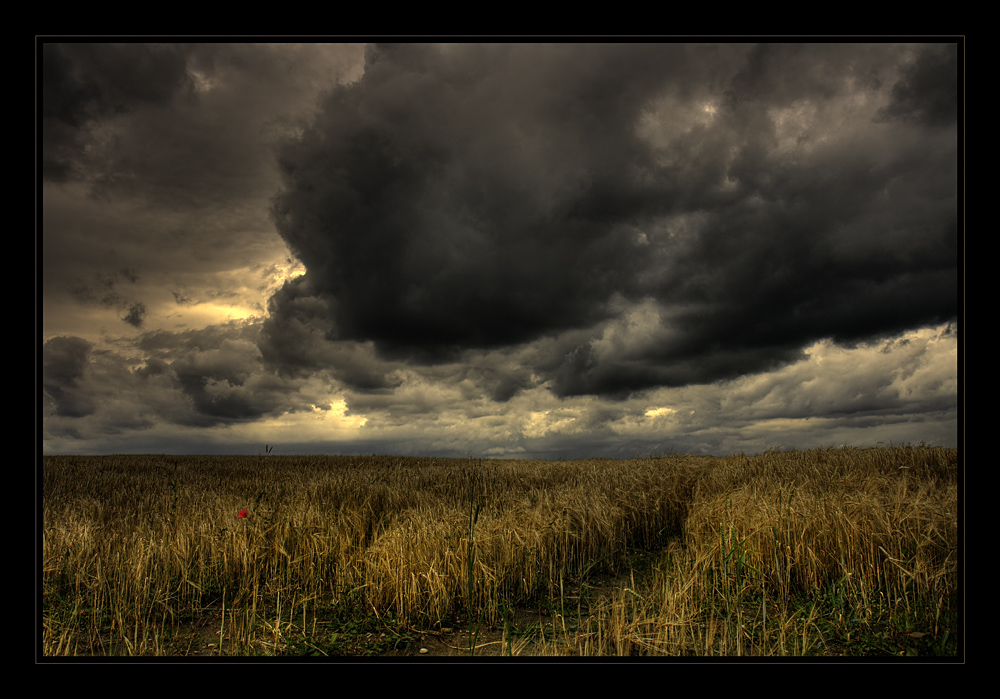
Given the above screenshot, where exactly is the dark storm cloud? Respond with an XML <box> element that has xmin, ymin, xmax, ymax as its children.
<box><xmin>268</xmin><ymin>43</ymin><xmax>700</xmax><ymax>358</ymax></box>
<box><xmin>40</xmin><ymin>39</ymin><xmax>955</xmax><ymax>455</ymax></box>
<box><xmin>263</xmin><ymin>42</ymin><xmax>958</xmax><ymax>401</ymax></box>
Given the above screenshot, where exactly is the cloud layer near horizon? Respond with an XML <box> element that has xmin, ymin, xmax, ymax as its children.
<box><xmin>41</xmin><ymin>42</ymin><xmax>960</xmax><ymax>458</ymax></box>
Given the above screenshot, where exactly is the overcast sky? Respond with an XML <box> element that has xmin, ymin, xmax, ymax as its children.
<box><xmin>40</xmin><ymin>41</ymin><xmax>961</xmax><ymax>459</ymax></box>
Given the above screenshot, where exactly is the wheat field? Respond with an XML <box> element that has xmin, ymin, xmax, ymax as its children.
<box><xmin>40</xmin><ymin>445</ymin><xmax>959</xmax><ymax>657</ymax></box>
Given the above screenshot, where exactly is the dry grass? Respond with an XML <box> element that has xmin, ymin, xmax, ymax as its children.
<box><xmin>40</xmin><ymin>446</ymin><xmax>959</xmax><ymax>657</ymax></box>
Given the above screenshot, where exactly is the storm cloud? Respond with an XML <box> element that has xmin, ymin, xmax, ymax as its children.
<box><xmin>41</xmin><ymin>41</ymin><xmax>960</xmax><ymax>458</ymax></box>
<box><xmin>264</xmin><ymin>42</ymin><xmax>958</xmax><ymax>399</ymax></box>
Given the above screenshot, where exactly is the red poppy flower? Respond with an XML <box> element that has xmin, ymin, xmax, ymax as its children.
<box><xmin>237</xmin><ymin>508</ymin><xmax>248</xmax><ymax>519</ymax></box>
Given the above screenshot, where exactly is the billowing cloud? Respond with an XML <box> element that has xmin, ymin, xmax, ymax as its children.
<box><xmin>265</xmin><ymin>42</ymin><xmax>958</xmax><ymax>400</ymax></box>
<box><xmin>40</xmin><ymin>41</ymin><xmax>960</xmax><ymax>458</ymax></box>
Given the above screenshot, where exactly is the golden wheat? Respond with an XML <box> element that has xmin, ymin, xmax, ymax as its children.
<box><xmin>41</xmin><ymin>446</ymin><xmax>958</xmax><ymax>657</ymax></box>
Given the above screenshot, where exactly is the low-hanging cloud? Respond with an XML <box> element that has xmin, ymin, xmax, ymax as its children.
<box><xmin>263</xmin><ymin>42</ymin><xmax>958</xmax><ymax>401</ymax></box>
<box><xmin>40</xmin><ymin>42</ymin><xmax>959</xmax><ymax>459</ymax></box>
